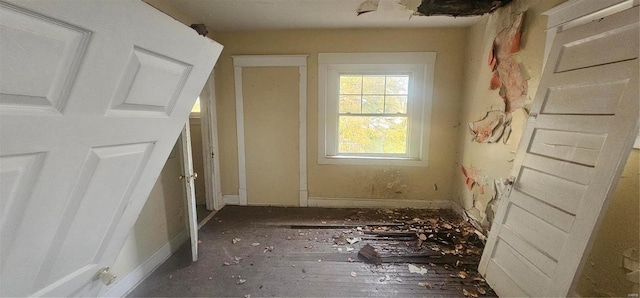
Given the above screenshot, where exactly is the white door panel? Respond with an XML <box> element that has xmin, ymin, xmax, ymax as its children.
<box><xmin>480</xmin><ymin>5</ymin><xmax>638</xmax><ymax>297</ymax></box>
<box><xmin>180</xmin><ymin>122</ymin><xmax>199</xmax><ymax>262</ymax></box>
<box><xmin>0</xmin><ymin>1</ymin><xmax>222</xmax><ymax>296</ymax></box>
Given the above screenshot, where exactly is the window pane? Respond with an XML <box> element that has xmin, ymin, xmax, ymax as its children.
<box><xmin>338</xmin><ymin>116</ymin><xmax>407</xmax><ymax>154</ymax></box>
<box><xmin>385</xmin><ymin>76</ymin><xmax>409</xmax><ymax>95</ymax></box>
<box><xmin>339</xmin><ymin>95</ymin><xmax>361</xmax><ymax>113</ymax></box>
<box><xmin>362</xmin><ymin>95</ymin><xmax>384</xmax><ymax>114</ymax></box>
<box><xmin>385</xmin><ymin>96</ymin><xmax>407</xmax><ymax>114</ymax></box>
<box><xmin>191</xmin><ymin>97</ymin><xmax>201</xmax><ymax>113</ymax></box>
<box><xmin>362</xmin><ymin>75</ymin><xmax>385</xmax><ymax>94</ymax></box>
<box><xmin>340</xmin><ymin>75</ymin><xmax>362</xmax><ymax>94</ymax></box>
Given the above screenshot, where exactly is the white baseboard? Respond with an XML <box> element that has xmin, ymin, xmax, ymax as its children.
<box><xmin>100</xmin><ymin>229</ymin><xmax>189</xmax><ymax>298</ymax></box>
<box><xmin>223</xmin><ymin>194</ymin><xmax>239</xmax><ymax>205</ymax></box>
<box><xmin>449</xmin><ymin>200</ymin><xmax>465</xmax><ymax>216</ymax></box>
<box><xmin>307</xmin><ymin>197</ymin><xmax>455</xmax><ymax>209</ymax></box>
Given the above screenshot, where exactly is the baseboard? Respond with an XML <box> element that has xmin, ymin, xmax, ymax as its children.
<box><xmin>307</xmin><ymin>197</ymin><xmax>455</xmax><ymax>209</ymax></box>
<box><xmin>223</xmin><ymin>194</ymin><xmax>239</xmax><ymax>205</ymax></box>
<box><xmin>101</xmin><ymin>229</ymin><xmax>189</xmax><ymax>298</ymax></box>
<box><xmin>449</xmin><ymin>200</ymin><xmax>465</xmax><ymax>216</ymax></box>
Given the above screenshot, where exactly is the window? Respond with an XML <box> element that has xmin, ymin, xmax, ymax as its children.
<box><xmin>318</xmin><ymin>52</ymin><xmax>435</xmax><ymax>166</ymax></box>
<box><xmin>190</xmin><ymin>96</ymin><xmax>201</xmax><ymax>118</ymax></box>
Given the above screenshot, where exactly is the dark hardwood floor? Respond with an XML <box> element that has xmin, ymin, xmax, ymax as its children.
<box><xmin>128</xmin><ymin>206</ymin><xmax>495</xmax><ymax>297</ymax></box>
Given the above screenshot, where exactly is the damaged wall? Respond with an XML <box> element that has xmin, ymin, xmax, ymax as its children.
<box><xmin>211</xmin><ymin>28</ymin><xmax>467</xmax><ymax>203</ymax></box>
<box><xmin>456</xmin><ymin>0</ymin><xmax>640</xmax><ymax>295</ymax></box>
<box><xmin>454</xmin><ymin>0</ymin><xmax>565</xmax><ymax>230</ymax></box>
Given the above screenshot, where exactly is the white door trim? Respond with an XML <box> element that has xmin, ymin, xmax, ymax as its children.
<box><xmin>232</xmin><ymin>55</ymin><xmax>309</xmax><ymax>206</ymax></box>
<box><xmin>199</xmin><ymin>72</ymin><xmax>224</xmax><ymax>210</ymax></box>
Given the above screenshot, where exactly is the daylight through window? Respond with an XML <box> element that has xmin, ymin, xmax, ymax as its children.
<box><xmin>318</xmin><ymin>52</ymin><xmax>435</xmax><ymax>166</ymax></box>
<box><xmin>338</xmin><ymin>74</ymin><xmax>409</xmax><ymax>155</ymax></box>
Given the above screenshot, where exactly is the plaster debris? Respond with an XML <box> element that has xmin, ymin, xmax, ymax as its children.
<box><xmin>457</xmin><ymin>271</ymin><xmax>468</xmax><ymax>279</ymax></box>
<box><xmin>418</xmin><ymin>281</ymin><xmax>432</xmax><ymax>288</ymax></box>
<box><xmin>351</xmin><ymin>271</ymin><xmax>357</xmax><ymax>278</ymax></box>
<box><xmin>488</xmin><ymin>13</ymin><xmax>527</xmax><ymax>113</ymax></box>
<box><xmin>347</xmin><ymin>237</ymin><xmax>361</xmax><ymax>244</ymax></box>
<box><xmin>236</xmin><ymin>279</ymin><xmax>246</xmax><ymax>285</ymax></box>
<box><xmin>478</xmin><ymin>287</ymin><xmax>487</xmax><ymax>295</ymax></box>
<box><xmin>463</xmin><ymin>288</ymin><xmax>479</xmax><ymax>297</ymax></box>
<box><xmin>232</xmin><ymin>238</ymin><xmax>241</xmax><ymax>244</ymax></box>
<box><xmin>356</xmin><ymin>0</ymin><xmax>379</xmax><ymax>15</ymax></box>
<box><xmin>251</xmin><ymin>242</ymin><xmax>260</xmax><ymax>246</ymax></box>
<box><xmin>263</xmin><ymin>246</ymin><xmax>274</xmax><ymax>253</ymax></box>
<box><xmin>468</xmin><ymin>110</ymin><xmax>512</xmax><ymax>143</ymax></box>
<box><xmin>408</xmin><ymin>264</ymin><xmax>428</xmax><ymax>275</ymax></box>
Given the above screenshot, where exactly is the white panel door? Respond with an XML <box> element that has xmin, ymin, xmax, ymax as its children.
<box><xmin>479</xmin><ymin>6</ymin><xmax>638</xmax><ymax>297</ymax></box>
<box><xmin>179</xmin><ymin>122</ymin><xmax>199</xmax><ymax>262</ymax></box>
<box><xmin>0</xmin><ymin>1</ymin><xmax>222</xmax><ymax>296</ymax></box>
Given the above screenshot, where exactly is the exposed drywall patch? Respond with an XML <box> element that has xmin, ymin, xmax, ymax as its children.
<box><xmin>468</xmin><ymin>110</ymin><xmax>512</xmax><ymax>143</ymax></box>
<box><xmin>461</xmin><ymin>165</ymin><xmax>508</xmax><ymax>232</ymax></box>
<box><xmin>488</xmin><ymin>12</ymin><xmax>528</xmax><ymax>113</ymax></box>
<box><xmin>416</xmin><ymin>0</ymin><xmax>513</xmax><ymax>16</ymax></box>
<box><xmin>460</xmin><ymin>165</ymin><xmax>487</xmax><ymax>194</ymax></box>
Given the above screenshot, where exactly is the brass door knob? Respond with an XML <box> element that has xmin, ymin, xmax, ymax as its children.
<box><xmin>179</xmin><ymin>173</ymin><xmax>198</xmax><ymax>180</ymax></box>
<box><xmin>96</xmin><ymin>266</ymin><xmax>117</xmax><ymax>286</ymax></box>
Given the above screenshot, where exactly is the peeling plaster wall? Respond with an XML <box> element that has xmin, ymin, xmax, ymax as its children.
<box><xmin>454</xmin><ymin>0</ymin><xmax>565</xmax><ymax>228</ymax></box>
<box><xmin>457</xmin><ymin>0</ymin><xmax>639</xmax><ymax>295</ymax></box>
<box><xmin>211</xmin><ymin>28</ymin><xmax>467</xmax><ymax>203</ymax></box>
<box><xmin>576</xmin><ymin>150</ymin><xmax>640</xmax><ymax>297</ymax></box>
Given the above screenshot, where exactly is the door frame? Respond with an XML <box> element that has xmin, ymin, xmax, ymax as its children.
<box><xmin>232</xmin><ymin>55</ymin><xmax>309</xmax><ymax>207</ymax></box>
<box><xmin>198</xmin><ymin>73</ymin><xmax>224</xmax><ymax>210</ymax></box>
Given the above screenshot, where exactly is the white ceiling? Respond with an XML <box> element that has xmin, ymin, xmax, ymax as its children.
<box><xmin>156</xmin><ymin>0</ymin><xmax>481</xmax><ymax>32</ymax></box>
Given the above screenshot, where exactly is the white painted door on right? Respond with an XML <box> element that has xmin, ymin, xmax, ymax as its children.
<box><xmin>479</xmin><ymin>5</ymin><xmax>639</xmax><ymax>297</ymax></box>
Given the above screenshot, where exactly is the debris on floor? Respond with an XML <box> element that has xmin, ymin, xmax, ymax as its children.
<box><xmin>358</xmin><ymin>244</ymin><xmax>382</xmax><ymax>265</ymax></box>
<box><xmin>130</xmin><ymin>206</ymin><xmax>496</xmax><ymax>297</ymax></box>
<box><xmin>408</xmin><ymin>264</ymin><xmax>428</xmax><ymax>275</ymax></box>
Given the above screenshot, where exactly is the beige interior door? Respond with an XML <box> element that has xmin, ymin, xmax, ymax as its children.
<box><xmin>0</xmin><ymin>1</ymin><xmax>221</xmax><ymax>296</ymax></box>
<box><xmin>479</xmin><ymin>6</ymin><xmax>638</xmax><ymax>297</ymax></box>
<box><xmin>243</xmin><ymin>67</ymin><xmax>300</xmax><ymax>206</ymax></box>
<box><xmin>179</xmin><ymin>122</ymin><xmax>199</xmax><ymax>262</ymax></box>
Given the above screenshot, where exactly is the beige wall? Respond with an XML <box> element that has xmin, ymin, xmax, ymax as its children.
<box><xmin>454</xmin><ymin>0</ymin><xmax>565</xmax><ymax>227</ymax></box>
<box><xmin>211</xmin><ymin>28</ymin><xmax>468</xmax><ymax>202</ymax></box>
<box><xmin>577</xmin><ymin>149</ymin><xmax>640</xmax><ymax>297</ymax></box>
<box><xmin>108</xmin><ymin>142</ymin><xmax>186</xmax><ymax>287</ymax></box>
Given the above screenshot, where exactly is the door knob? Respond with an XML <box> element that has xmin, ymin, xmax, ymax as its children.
<box><xmin>96</xmin><ymin>266</ymin><xmax>117</xmax><ymax>286</ymax></box>
<box><xmin>179</xmin><ymin>173</ymin><xmax>198</xmax><ymax>180</ymax></box>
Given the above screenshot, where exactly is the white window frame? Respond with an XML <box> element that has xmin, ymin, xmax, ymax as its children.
<box><xmin>318</xmin><ymin>52</ymin><xmax>435</xmax><ymax>166</ymax></box>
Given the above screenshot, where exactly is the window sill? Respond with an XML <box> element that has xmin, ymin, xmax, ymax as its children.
<box><xmin>318</xmin><ymin>155</ymin><xmax>428</xmax><ymax>167</ymax></box>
